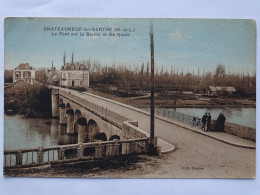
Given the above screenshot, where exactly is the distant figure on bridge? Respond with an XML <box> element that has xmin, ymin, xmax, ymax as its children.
<box><xmin>215</xmin><ymin>113</ymin><xmax>226</xmax><ymax>132</ymax></box>
<box><xmin>173</xmin><ymin>98</ymin><xmax>177</xmax><ymax>106</ymax></box>
<box><xmin>191</xmin><ymin>116</ymin><xmax>197</xmax><ymax>126</ymax></box>
<box><xmin>207</xmin><ymin>113</ymin><xmax>211</xmax><ymax>131</ymax></box>
<box><xmin>202</xmin><ymin>113</ymin><xmax>208</xmax><ymax>131</ymax></box>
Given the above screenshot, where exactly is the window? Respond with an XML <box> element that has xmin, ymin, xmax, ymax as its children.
<box><xmin>80</xmin><ymin>67</ymin><xmax>83</xmax><ymax>70</ymax></box>
<box><xmin>25</xmin><ymin>72</ymin><xmax>28</xmax><ymax>77</ymax></box>
<box><xmin>16</xmin><ymin>73</ymin><xmax>19</xmax><ymax>77</ymax></box>
<box><xmin>71</xmin><ymin>66</ymin><xmax>74</xmax><ymax>70</ymax></box>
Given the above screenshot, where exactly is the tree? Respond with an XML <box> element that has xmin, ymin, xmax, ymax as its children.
<box><xmin>140</xmin><ymin>62</ymin><xmax>144</xmax><ymax>74</ymax></box>
<box><xmin>146</xmin><ymin>62</ymin><xmax>149</xmax><ymax>74</ymax></box>
<box><xmin>214</xmin><ymin>64</ymin><xmax>226</xmax><ymax>86</ymax></box>
<box><xmin>215</xmin><ymin>64</ymin><xmax>225</xmax><ymax>77</ymax></box>
<box><xmin>4</xmin><ymin>70</ymin><xmax>13</xmax><ymax>83</ymax></box>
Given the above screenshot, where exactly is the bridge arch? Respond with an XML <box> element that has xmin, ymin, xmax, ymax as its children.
<box><xmin>66</xmin><ymin>103</ymin><xmax>71</xmax><ymax>108</ymax></box>
<box><xmin>109</xmin><ymin>135</ymin><xmax>120</xmax><ymax>141</ymax></box>
<box><xmin>87</xmin><ymin>119</ymin><xmax>100</xmax><ymax>142</ymax></box>
<box><xmin>93</xmin><ymin>132</ymin><xmax>107</xmax><ymax>141</ymax></box>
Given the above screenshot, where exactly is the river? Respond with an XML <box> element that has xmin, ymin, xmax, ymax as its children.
<box><xmin>4</xmin><ymin>115</ymin><xmax>77</xmax><ymax>150</ymax></box>
<box><xmin>4</xmin><ymin>107</ymin><xmax>256</xmax><ymax>150</ymax></box>
<box><xmin>142</xmin><ymin>107</ymin><xmax>256</xmax><ymax>128</ymax></box>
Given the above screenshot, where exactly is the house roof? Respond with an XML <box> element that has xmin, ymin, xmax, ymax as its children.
<box><xmin>209</xmin><ymin>86</ymin><xmax>236</xmax><ymax>92</ymax></box>
<box><xmin>15</xmin><ymin>63</ymin><xmax>35</xmax><ymax>70</ymax></box>
<box><xmin>61</xmin><ymin>62</ymin><xmax>88</xmax><ymax>71</ymax></box>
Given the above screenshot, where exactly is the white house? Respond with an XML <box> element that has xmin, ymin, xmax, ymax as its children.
<box><xmin>60</xmin><ymin>62</ymin><xmax>89</xmax><ymax>88</ymax></box>
<box><xmin>13</xmin><ymin>63</ymin><xmax>35</xmax><ymax>84</ymax></box>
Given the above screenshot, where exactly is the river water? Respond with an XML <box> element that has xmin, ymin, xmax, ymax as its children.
<box><xmin>4</xmin><ymin>107</ymin><xmax>256</xmax><ymax>150</ymax></box>
<box><xmin>4</xmin><ymin>115</ymin><xmax>77</xmax><ymax>150</ymax></box>
<box><xmin>142</xmin><ymin>107</ymin><xmax>256</xmax><ymax>128</ymax></box>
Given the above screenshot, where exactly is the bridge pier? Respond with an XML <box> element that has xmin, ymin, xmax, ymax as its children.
<box><xmin>66</xmin><ymin>109</ymin><xmax>74</xmax><ymax>134</ymax></box>
<box><xmin>77</xmin><ymin>117</ymin><xmax>88</xmax><ymax>143</ymax></box>
<box><xmin>59</xmin><ymin>104</ymin><xmax>67</xmax><ymax>125</ymax></box>
<box><xmin>74</xmin><ymin>115</ymin><xmax>80</xmax><ymax>134</ymax></box>
<box><xmin>51</xmin><ymin>89</ymin><xmax>59</xmax><ymax>118</ymax></box>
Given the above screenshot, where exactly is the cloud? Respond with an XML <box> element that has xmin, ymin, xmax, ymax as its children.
<box><xmin>170</xmin><ymin>32</ymin><xmax>192</xmax><ymax>42</ymax></box>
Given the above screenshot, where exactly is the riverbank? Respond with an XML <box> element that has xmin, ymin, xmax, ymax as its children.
<box><xmin>4</xmin><ymin>83</ymin><xmax>52</xmax><ymax>118</ymax></box>
<box><xmin>89</xmin><ymin>89</ymin><xmax>256</xmax><ymax>108</ymax></box>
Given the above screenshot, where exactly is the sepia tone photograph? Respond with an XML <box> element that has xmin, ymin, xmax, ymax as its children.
<box><xmin>3</xmin><ymin>18</ymin><xmax>256</xmax><ymax>178</ymax></box>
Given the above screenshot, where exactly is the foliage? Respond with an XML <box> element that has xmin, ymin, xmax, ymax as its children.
<box><xmin>83</xmin><ymin>61</ymin><xmax>255</xmax><ymax>98</ymax></box>
<box><xmin>5</xmin><ymin>83</ymin><xmax>52</xmax><ymax>118</ymax></box>
<box><xmin>4</xmin><ymin>70</ymin><xmax>13</xmax><ymax>83</ymax></box>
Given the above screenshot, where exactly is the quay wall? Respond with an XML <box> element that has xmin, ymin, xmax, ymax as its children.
<box><xmin>211</xmin><ymin>120</ymin><xmax>256</xmax><ymax>141</ymax></box>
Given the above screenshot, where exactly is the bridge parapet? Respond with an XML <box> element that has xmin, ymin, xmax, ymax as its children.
<box><xmin>59</xmin><ymin>90</ymin><xmax>128</xmax><ymax>129</ymax></box>
<box><xmin>4</xmin><ymin>138</ymin><xmax>149</xmax><ymax>168</ymax></box>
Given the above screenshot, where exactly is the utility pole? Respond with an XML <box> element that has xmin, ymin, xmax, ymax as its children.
<box><xmin>63</xmin><ymin>52</ymin><xmax>66</xmax><ymax>66</ymax></box>
<box><xmin>149</xmin><ymin>19</ymin><xmax>155</xmax><ymax>148</ymax></box>
<box><xmin>51</xmin><ymin>60</ymin><xmax>53</xmax><ymax>87</ymax></box>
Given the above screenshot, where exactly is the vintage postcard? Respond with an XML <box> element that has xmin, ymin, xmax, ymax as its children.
<box><xmin>4</xmin><ymin>18</ymin><xmax>256</xmax><ymax>178</ymax></box>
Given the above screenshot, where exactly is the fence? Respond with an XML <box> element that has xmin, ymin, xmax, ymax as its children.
<box><xmin>4</xmin><ymin>138</ymin><xmax>149</xmax><ymax>168</ymax></box>
<box><xmin>59</xmin><ymin>90</ymin><xmax>129</xmax><ymax>129</ymax></box>
<box><xmin>153</xmin><ymin>108</ymin><xmax>202</xmax><ymax>128</ymax></box>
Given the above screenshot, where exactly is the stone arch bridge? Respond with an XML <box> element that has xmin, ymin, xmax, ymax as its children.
<box><xmin>51</xmin><ymin>88</ymin><xmax>148</xmax><ymax>144</ymax></box>
<box><xmin>4</xmin><ymin>87</ymin><xmax>160</xmax><ymax>169</ymax></box>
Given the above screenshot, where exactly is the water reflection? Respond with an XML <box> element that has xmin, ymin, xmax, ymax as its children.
<box><xmin>4</xmin><ymin>115</ymin><xmax>77</xmax><ymax>150</ymax></box>
<box><xmin>143</xmin><ymin>107</ymin><xmax>256</xmax><ymax>128</ymax></box>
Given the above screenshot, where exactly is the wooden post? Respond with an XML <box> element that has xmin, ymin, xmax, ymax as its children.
<box><xmin>114</xmin><ymin>139</ymin><xmax>120</xmax><ymax>155</ymax></box>
<box><xmin>58</xmin><ymin>148</ymin><xmax>64</xmax><ymax>160</ymax></box>
<box><xmin>37</xmin><ymin>148</ymin><xmax>44</xmax><ymax>163</ymax></box>
<box><xmin>77</xmin><ymin>143</ymin><xmax>84</xmax><ymax>159</ymax></box>
<box><xmin>16</xmin><ymin>151</ymin><xmax>23</xmax><ymax>166</ymax></box>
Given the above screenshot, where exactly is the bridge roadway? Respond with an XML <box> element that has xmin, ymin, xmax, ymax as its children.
<box><xmin>56</xmin><ymin>87</ymin><xmax>256</xmax><ymax>178</ymax></box>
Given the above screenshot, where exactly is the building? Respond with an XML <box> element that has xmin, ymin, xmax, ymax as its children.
<box><xmin>60</xmin><ymin>62</ymin><xmax>89</xmax><ymax>88</ymax></box>
<box><xmin>208</xmin><ymin>86</ymin><xmax>236</xmax><ymax>97</ymax></box>
<box><xmin>47</xmin><ymin>67</ymin><xmax>60</xmax><ymax>85</ymax></box>
<box><xmin>13</xmin><ymin>63</ymin><xmax>35</xmax><ymax>84</ymax></box>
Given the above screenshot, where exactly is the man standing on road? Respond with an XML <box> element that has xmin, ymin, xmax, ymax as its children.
<box><xmin>207</xmin><ymin>113</ymin><xmax>211</xmax><ymax>131</ymax></box>
<box><xmin>202</xmin><ymin>113</ymin><xmax>208</xmax><ymax>131</ymax></box>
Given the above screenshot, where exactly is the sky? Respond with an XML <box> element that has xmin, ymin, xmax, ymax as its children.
<box><xmin>4</xmin><ymin>18</ymin><xmax>256</xmax><ymax>75</ymax></box>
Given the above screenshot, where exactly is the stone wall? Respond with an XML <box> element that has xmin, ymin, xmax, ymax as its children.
<box><xmin>211</xmin><ymin>120</ymin><xmax>256</xmax><ymax>141</ymax></box>
<box><xmin>224</xmin><ymin>122</ymin><xmax>256</xmax><ymax>141</ymax></box>
<box><xmin>122</xmin><ymin>121</ymin><xmax>148</xmax><ymax>139</ymax></box>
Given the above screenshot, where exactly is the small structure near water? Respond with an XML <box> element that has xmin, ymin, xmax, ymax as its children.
<box><xmin>207</xmin><ymin>86</ymin><xmax>236</xmax><ymax>97</ymax></box>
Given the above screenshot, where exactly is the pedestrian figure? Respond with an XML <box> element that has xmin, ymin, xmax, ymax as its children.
<box><xmin>202</xmin><ymin>113</ymin><xmax>208</xmax><ymax>131</ymax></box>
<box><xmin>215</xmin><ymin>113</ymin><xmax>226</xmax><ymax>132</ymax></box>
<box><xmin>207</xmin><ymin>113</ymin><xmax>211</xmax><ymax>131</ymax></box>
<box><xmin>191</xmin><ymin>116</ymin><xmax>196</xmax><ymax>126</ymax></box>
<box><xmin>173</xmin><ymin>98</ymin><xmax>177</xmax><ymax>106</ymax></box>
<box><xmin>195</xmin><ymin>117</ymin><xmax>202</xmax><ymax>127</ymax></box>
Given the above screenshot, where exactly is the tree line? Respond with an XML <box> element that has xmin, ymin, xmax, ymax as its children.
<box><xmin>83</xmin><ymin>62</ymin><xmax>255</xmax><ymax>97</ymax></box>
